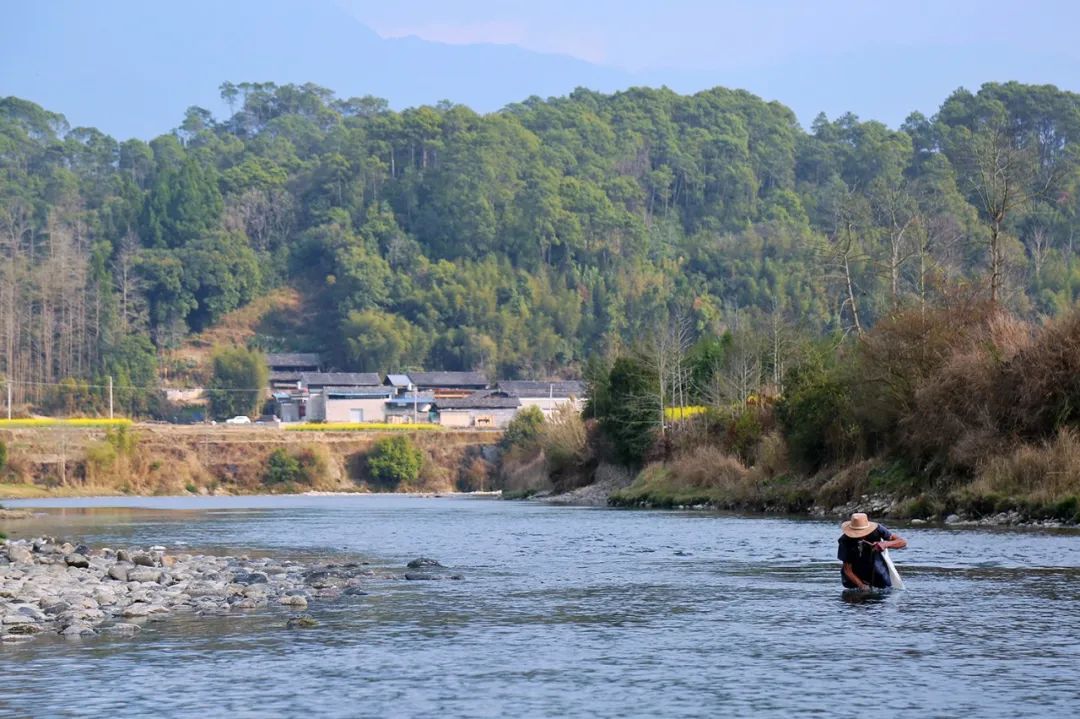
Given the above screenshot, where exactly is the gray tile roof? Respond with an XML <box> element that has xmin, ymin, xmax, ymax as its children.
<box><xmin>323</xmin><ymin>386</ymin><xmax>394</xmax><ymax>399</ymax></box>
<box><xmin>435</xmin><ymin>394</ymin><xmax>521</xmax><ymax>410</ymax></box>
<box><xmin>266</xmin><ymin>353</ymin><xmax>321</xmax><ymax>369</ymax></box>
<box><xmin>496</xmin><ymin>380</ymin><xmax>585</xmax><ymax>398</ymax></box>
<box><xmin>385</xmin><ymin>373</ymin><xmax>412</xmax><ymax>387</ymax></box>
<box><xmin>408</xmin><ymin>371</ymin><xmax>488</xmax><ymax>388</ymax></box>
<box><xmin>300</xmin><ymin>372</ymin><xmax>381</xmax><ymax>388</ymax></box>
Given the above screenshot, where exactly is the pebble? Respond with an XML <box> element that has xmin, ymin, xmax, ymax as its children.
<box><xmin>2</xmin><ymin>537</ymin><xmax>431</xmax><ymax>644</ymax></box>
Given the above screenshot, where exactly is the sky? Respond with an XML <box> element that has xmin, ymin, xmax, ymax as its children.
<box><xmin>348</xmin><ymin>0</ymin><xmax>1080</xmax><ymax>125</ymax></box>
<box><xmin>2</xmin><ymin>0</ymin><xmax>1078</xmax><ymax>138</ymax></box>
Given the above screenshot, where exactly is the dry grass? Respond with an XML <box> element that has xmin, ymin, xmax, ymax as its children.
<box><xmin>971</xmin><ymin>428</ymin><xmax>1080</xmax><ymax>504</ymax></box>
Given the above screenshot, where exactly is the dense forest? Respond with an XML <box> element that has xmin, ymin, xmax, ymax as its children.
<box><xmin>2</xmin><ymin>81</ymin><xmax>1079</xmax><ymax>412</ymax></box>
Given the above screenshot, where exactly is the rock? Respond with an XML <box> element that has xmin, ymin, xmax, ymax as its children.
<box><xmin>116</xmin><ymin>549</ymin><xmax>132</xmax><ymax>563</ymax></box>
<box><xmin>945</xmin><ymin>514</ymin><xmax>960</xmax><ymax>524</ymax></box>
<box><xmin>131</xmin><ymin>553</ymin><xmax>155</xmax><ymax>567</ymax></box>
<box><xmin>65</xmin><ymin>554</ymin><xmax>91</xmax><ymax>569</ymax></box>
<box><xmin>122</xmin><ymin>603</ymin><xmax>152</xmax><ymax>618</ymax></box>
<box><xmin>6</xmin><ymin>623</ymin><xmax>42</xmax><ymax>635</ymax></box>
<box><xmin>286</xmin><ymin>614</ymin><xmax>318</xmax><ymax>629</ymax></box>
<box><xmin>404</xmin><ymin>573</ymin><xmax>437</xmax><ymax>581</ymax></box>
<box><xmin>279</xmin><ymin>595</ymin><xmax>308</xmax><ymax>608</ymax></box>
<box><xmin>107</xmin><ymin>564</ymin><xmax>131</xmax><ymax>581</ymax></box>
<box><xmin>406</xmin><ymin>557</ymin><xmax>443</xmax><ymax>569</ymax></box>
<box><xmin>3</xmin><ymin>614</ymin><xmax>38</xmax><ymax>625</ymax></box>
<box><xmin>910</xmin><ymin>518</ymin><xmax>927</xmax><ymax>525</ymax></box>
<box><xmin>6</xmin><ymin>545</ymin><xmax>33</xmax><ymax>564</ymax></box>
<box><xmin>127</xmin><ymin>568</ymin><xmax>163</xmax><ymax>584</ymax></box>
<box><xmin>161</xmin><ymin>555</ymin><xmax>177</xmax><ymax>568</ymax></box>
<box><xmin>60</xmin><ymin>623</ymin><xmax>95</xmax><ymax>637</ymax></box>
<box><xmin>73</xmin><ymin>544</ymin><xmax>91</xmax><ymax>556</ymax></box>
<box><xmin>103</xmin><ymin>623</ymin><xmax>141</xmax><ymax>635</ymax></box>
<box><xmin>342</xmin><ymin>587</ymin><xmax>369</xmax><ymax>597</ymax></box>
<box><xmin>231</xmin><ymin>572</ymin><xmax>268</xmax><ymax>585</ymax></box>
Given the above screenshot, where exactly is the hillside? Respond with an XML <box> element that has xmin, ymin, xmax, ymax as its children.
<box><xmin>2</xmin><ymin>81</ymin><xmax>1080</xmax><ymax>416</ymax></box>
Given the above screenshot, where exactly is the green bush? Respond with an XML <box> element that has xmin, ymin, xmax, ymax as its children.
<box><xmin>502</xmin><ymin>406</ymin><xmax>545</xmax><ymax>449</ymax></box>
<box><xmin>0</xmin><ymin>438</ymin><xmax>6</xmax><ymax>473</ymax></box>
<box><xmin>367</xmin><ymin>435</ymin><xmax>424</xmax><ymax>487</ymax></box>
<box><xmin>207</xmin><ymin>346</ymin><xmax>267</xmax><ymax>420</ymax></box>
<box><xmin>263</xmin><ymin>447</ymin><xmax>315</xmax><ymax>486</ymax></box>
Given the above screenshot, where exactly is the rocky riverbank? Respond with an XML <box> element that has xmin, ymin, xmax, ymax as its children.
<box><xmin>1</xmin><ymin>537</ymin><xmax>459</xmax><ymax>642</ymax></box>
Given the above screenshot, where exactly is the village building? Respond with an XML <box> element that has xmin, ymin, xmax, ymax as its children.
<box><xmin>384</xmin><ymin>391</ymin><xmax>436</xmax><ymax>423</ymax></box>
<box><xmin>496</xmin><ymin>380</ymin><xmax>586</xmax><ymax>418</ymax></box>
<box><xmin>404</xmin><ymin>371</ymin><xmax>488</xmax><ymax>399</ymax></box>
<box><xmin>433</xmin><ymin>391</ymin><xmax>520</xmax><ymax>429</ymax></box>
<box><xmin>307</xmin><ymin>386</ymin><xmax>396</xmax><ymax>423</ymax></box>
<box><xmin>266</xmin><ymin>353</ymin><xmax>322</xmax><ymax>390</ymax></box>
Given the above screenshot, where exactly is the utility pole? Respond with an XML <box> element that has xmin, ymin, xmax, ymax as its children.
<box><xmin>6</xmin><ymin>380</ymin><xmax>11</xmax><ymax>420</ymax></box>
<box><xmin>108</xmin><ymin>376</ymin><xmax>114</xmax><ymax>419</ymax></box>
<box><xmin>410</xmin><ymin>383</ymin><xmax>418</xmax><ymax>423</ymax></box>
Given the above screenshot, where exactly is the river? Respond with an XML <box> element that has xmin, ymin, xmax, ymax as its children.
<box><xmin>2</xmin><ymin>495</ymin><xmax>1078</xmax><ymax>718</ymax></box>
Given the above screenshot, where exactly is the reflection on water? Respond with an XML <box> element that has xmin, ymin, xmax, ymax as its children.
<box><xmin>3</xmin><ymin>496</ymin><xmax>1080</xmax><ymax>718</ymax></box>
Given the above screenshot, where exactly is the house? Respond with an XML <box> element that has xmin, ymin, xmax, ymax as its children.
<box><xmin>384</xmin><ymin>391</ymin><xmax>436</xmax><ymax>424</ymax></box>
<box><xmin>299</xmin><ymin>372</ymin><xmax>382</xmax><ymax>392</ymax></box>
<box><xmin>405</xmin><ymin>371</ymin><xmax>489</xmax><ymax>399</ymax></box>
<box><xmin>496</xmin><ymin>380</ymin><xmax>586</xmax><ymax>418</ymax></box>
<box><xmin>434</xmin><ymin>391</ymin><xmax>520</xmax><ymax>429</ymax></box>
<box><xmin>307</xmin><ymin>386</ymin><xmax>395</xmax><ymax>423</ymax></box>
<box><xmin>266</xmin><ymin>353</ymin><xmax>322</xmax><ymax>390</ymax></box>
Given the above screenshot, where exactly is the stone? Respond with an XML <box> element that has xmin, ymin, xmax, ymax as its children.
<box><xmin>404</xmin><ymin>573</ymin><xmax>437</xmax><ymax>581</ymax></box>
<box><xmin>107</xmin><ymin>564</ymin><xmax>130</xmax><ymax>581</ymax></box>
<box><xmin>406</xmin><ymin>557</ymin><xmax>443</xmax><ymax>569</ymax></box>
<box><xmin>231</xmin><ymin>572</ymin><xmax>268</xmax><ymax>585</ymax></box>
<box><xmin>6</xmin><ymin>622</ymin><xmax>42</xmax><ymax>635</ymax></box>
<box><xmin>342</xmin><ymin>587</ymin><xmax>369</xmax><ymax>597</ymax></box>
<box><xmin>65</xmin><ymin>554</ymin><xmax>91</xmax><ymax>569</ymax></box>
<box><xmin>116</xmin><ymin>549</ymin><xmax>132</xmax><ymax>562</ymax></box>
<box><xmin>128</xmin><ymin>568</ymin><xmax>163</xmax><ymax>583</ymax></box>
<box><xmin>6</xmin><ymin>545</ymin><xmax>33</xmax><ymax>564</ymax></box>
<box><xmin>279</xmin><ymin>595</ymin><xmax>308</xmax><ymax>608</ymax></box>
<box><xmin>945</xmin><ymin>514</ymin><xmax>960</xmax><ymax>524</ymax></box>
<box><xmin>103</xmin><ymin>623</ymin><xmax>141</xmax><ymax>635</ymax></box>
<box><xmin>3</xmin><ymin>614</ymin><xmax>37</xmax><ymax>625</ymax></box>
<box><xmin>131</xmin><ymin>553</ymin><xmax>155</xmax><ymax>567</ymax></box>
<box><xmin>122</xmin><ymin>603</ymin><xmax>152</xmax><ymax>618</ymax></box>
<box><xmin>60</xmin><ymin>623</ymin><xmax>95</xmax><ymax>637</ymax></box>
<box><xmin>286</xmin><ymin>614</ymin><xmax>318</xmax><ymax>629</ymax></box>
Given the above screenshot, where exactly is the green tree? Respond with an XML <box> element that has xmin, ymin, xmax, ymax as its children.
<box><xmin>367</xmin><ymin>435</ymin><xmax>424</xmax><ymax>487</ymax></box>
<box><xmin>502</xmin><ymin>405</ymin><xmax>545</xmax><ymax>449</ymax></box>
<box><xmin>207</xmin><ymin>346</ymin><xmax>267</xmax><ymax>419</ymax></box>
<box><xmin>599</xmin><ymin>355</ymin><xmax>660</xmax><ymax>465</ymax></box>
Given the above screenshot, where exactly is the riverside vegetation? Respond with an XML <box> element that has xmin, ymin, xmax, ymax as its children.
<box><xmin>500</xmin><ymin>300</ymin><xmax>1080</xmax><ymax>526</ymax></box>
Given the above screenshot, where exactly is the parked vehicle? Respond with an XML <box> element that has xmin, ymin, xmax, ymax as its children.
<box><xmin>224</xmin><ymin>415</ymin><xmax>251</xmax><ymax>425</ymax></box>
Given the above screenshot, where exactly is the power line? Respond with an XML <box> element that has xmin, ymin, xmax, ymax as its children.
<box><xmin>2</xmin><ymin>379</ymin><xmax>267</xmax><ymax>393</ymax></box>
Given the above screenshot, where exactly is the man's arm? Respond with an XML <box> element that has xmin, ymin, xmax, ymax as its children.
<box><xmin>843</xmin><ymin>562</ymin><xmax>868</xmax><ymax>590</ymax></box>
<box><xmin>874</xmin><ymin>532</ymin><xmax>907</xmax><ymax>551</ymax></box>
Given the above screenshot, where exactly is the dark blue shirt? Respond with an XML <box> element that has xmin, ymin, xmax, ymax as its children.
<box><xmin>837</xmin><ymin>525</ymin><xmax>894</xmax><ymax>589</ymax></box>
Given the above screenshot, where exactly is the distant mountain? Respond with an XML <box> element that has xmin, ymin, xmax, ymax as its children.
<box><xmin>0</xmin><ymin>0</ymin><xmax>634</xmax><ymax>139</ymax></box>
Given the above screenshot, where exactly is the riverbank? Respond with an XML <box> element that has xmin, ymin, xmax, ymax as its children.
<box><xmin>0</xmin><ymin>425</ymin><xmax>499</xmax><ymax>497</ymax></box>
<box><xmin>1</xmin><ymin>536</ymin><xmax>458</xmax><ymax>643</ymax></box>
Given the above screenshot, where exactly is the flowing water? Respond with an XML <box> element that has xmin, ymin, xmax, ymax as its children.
<box><xmin>2</xmin><ymin>495</ymin><xmax>1079</xmax><ymax>718</ymax></box>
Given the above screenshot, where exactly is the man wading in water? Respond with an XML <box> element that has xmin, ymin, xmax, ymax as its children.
<box><xmin>838</xmin><ymin>512</ymin><xmax>907</xmax><ymax>591</ymax></box>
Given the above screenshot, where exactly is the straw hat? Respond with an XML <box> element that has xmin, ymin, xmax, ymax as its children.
<box><xmin>841</xmin><ymin>512</ymin><xmax>878</xmax><ymax>538</ymax></box>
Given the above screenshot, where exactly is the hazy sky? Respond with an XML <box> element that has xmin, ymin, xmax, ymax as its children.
<box><xmin>348</xmin><ymin>0</ymin><xmax>1080</xmax><ymax>72</ymax></box>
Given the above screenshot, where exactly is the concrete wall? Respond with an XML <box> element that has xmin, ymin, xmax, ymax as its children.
<box><xmin>518</xmin><ymin>397</ymin><xmax>585</xmax><ymax>418</ymax></box>
<box><xmin>323</xmin><ymin>397</ymin><xmax>388</xmax><ymax>423</ymax></box>
<box><xmin>438</xmin><ymin>408</ymin><xmax>518</xmax><ymax>428</ymax></box>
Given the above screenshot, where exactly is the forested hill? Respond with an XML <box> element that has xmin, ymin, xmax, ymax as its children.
<box><xmin>2</xmin><ymin>81</ymin><xmax>1080</xmax><ymax>407</ymax></box>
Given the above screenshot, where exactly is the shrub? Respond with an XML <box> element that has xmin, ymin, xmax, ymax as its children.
<box><xmin>264</xmin><ymin>448</ymin><xmax>303</xmax><ymax>486</ymax></box>
<box><xmin>207</xmin><ymin>346</ymin><xmax>267</xmax><ymax>420</ymax></box>
<box><xmin>0</xmin><ymin>438</ymin><xmax>6</xmax><ymax>473</ymax></box>
<box><xmin>776</xmin><ymin>358</ymin><xmax>858</xmax><ymax>471</ymax></box>
<box><xmin>367</xmin><ymin>435</ymin><xmax>424</xmax><ymax>487</ymax></box>
<box><xmin>502</xmin><ymin>406</ymin><xmax>545</xmax><ymax>449</ymax></box>
<box><xmin>539</xmin><ymin>403</ymin><xmax>588</xmax><ymax>474</ymax></box>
